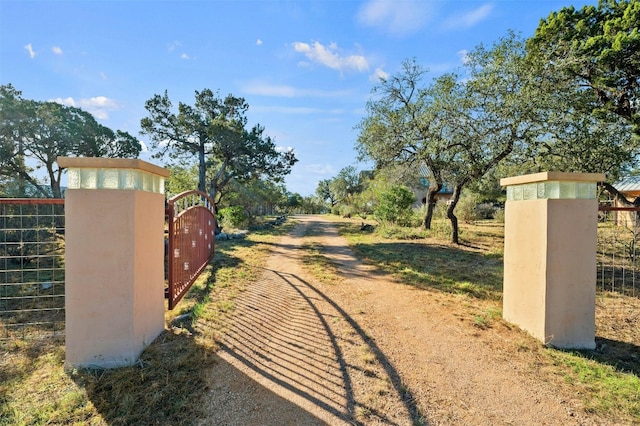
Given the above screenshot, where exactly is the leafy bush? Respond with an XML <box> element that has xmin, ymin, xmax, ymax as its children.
<box><xmin>476</xmin><ymin>203</ymin><xmax>496</xmax><ymax>220</ymax></box>
<box><xmin>409</xmin><ymin>207</ymin><xmax>426</xmax><ymax>227</ymax></box>
<box><xmin>373</xmin><ymin>185</ymin><xmax>416</xmax><ymax>225</ymax></box>
<box><xmin>456</xmin><ymin>192</ymin><xmax>479</xmax><ymax>224</ymax></box>
<box><xmin>338</xmin><ymin>204</ymin><xmax>355</xmax><ymax>218</ymax></box>
<box><xmin>217</xmin><ymin>206</ymin><xmax>248</xmax><ymax>229</ymax></box>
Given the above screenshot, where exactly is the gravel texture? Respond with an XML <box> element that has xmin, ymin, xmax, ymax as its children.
<box><xmin>198</xmin><ymin>215</ymin><xmax>599</xmax><ymax>425</ymax></box>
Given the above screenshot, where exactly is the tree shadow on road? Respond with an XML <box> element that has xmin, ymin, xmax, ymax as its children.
<box><xmin>215</xmin><ymin>263</ymin><xmax>428</xmax><ymax>425</ymax></box>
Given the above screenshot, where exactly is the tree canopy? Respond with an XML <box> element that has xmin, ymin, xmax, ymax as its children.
<box><xmin>357</xmin><ymin>19</ymin><xmax>640</xmax><ymax>243</ymax></box>
<box><xmin>428</xmin><ymin>33</ymin><xmax>540</xmax><ymax>243</ymax></box>
<box><xmin>523</xmin><ymin>0</ymin><xmax>640</xmax><ymax>202</ymax></box>
<box><xmin>356</xmin><ymin>58</ymin><xmax>453</xmax><ymax>230</ymax></box>
<box><xmin>0</xmin><ymin>84</ymin><xmax>141</xmax><ymax>197</ymax></box>
<box><xmin>316</xmin><ymin>179</ymin><xmax>339</xmax><ymax>208</ymax></box>
<box><xmin>528</xmin><ymin>0</ymin><xmax>640</xmax><ymax>131</ymax></box>
<box><xmin>357</xmin><ymin>33</ymin><xmax>540</xmax><ymax>242</ymax></box>
<box><xmin>140</xmin><ymin>89</ymin><xmax>297</xmax><ymax>202</ymax></box>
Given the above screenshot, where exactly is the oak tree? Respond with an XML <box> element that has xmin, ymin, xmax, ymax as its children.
<box><xmin>356</xmin><ymin>59</ymin><xmax>453</xmax><ymax>229</ymax></box>
<box><xmin>528</xmin><ymin>0</ymin><xmax>640</xmax><ymax>130</ymax></box>
<box><xmin>0</xmin><ymin>84</ymin><xmax>141</xmax><ymax>198</ymax></box>
<box><xmin>141</xmin><ymin>89</ymin><xmax>297</xmax><ymax>202</ymax></box>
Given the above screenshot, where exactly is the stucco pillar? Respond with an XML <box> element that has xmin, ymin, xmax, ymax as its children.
<box><xmin>500</xmin><ymin>172</ymin><xmax>604</xmax><ymax>349</ymax></box>
<box><xmin>58</xmin><ymin>157</ymin><xmax>170</xmax><ymax>368</ymax></box>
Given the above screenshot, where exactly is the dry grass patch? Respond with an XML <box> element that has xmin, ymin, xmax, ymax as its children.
<box><xmin>0</xmin><ymin>219</ymin><xmax>296</xmax><ymax>426</ymax></box>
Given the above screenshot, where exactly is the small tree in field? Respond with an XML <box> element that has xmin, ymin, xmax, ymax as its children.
<box><xmin>374</xmin><ymin>185</ymin><xmax>416</xmax><ymax>226</ymax></box>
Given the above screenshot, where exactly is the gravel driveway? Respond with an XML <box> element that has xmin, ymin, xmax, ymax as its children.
<box><xmin>198</xmin><ymin>215</ymin><xmax>594</xmax><ymax>425</ymax></box>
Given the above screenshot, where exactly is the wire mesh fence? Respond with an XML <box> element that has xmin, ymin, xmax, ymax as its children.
<box><xmin>597</xmin><ymin>206</ymin><xmax>640</xmax><ymax>343</ymax></box>
<box><xmin>0</xmin><ymin>199</ymin><xmax>65</xmax><ymax>341</ymax></box>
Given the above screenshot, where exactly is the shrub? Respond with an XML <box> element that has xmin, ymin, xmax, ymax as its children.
<box><xmin>476</xmin><ymin>203</ymin><xmax>496</xmax><ymax>220</ymax></box>
<box><xmin>338</xmin><ymin>204</ymin><xmax>355</xmax><ymax>218</ymax></box>
<box><xmin>456</xmin><ymin>192</ymin><xmax>479</xmax><ymax>224</ymax></box>
<box><xmin>373</xmin><ymin>185</ymin><xmax>416</xmax><ymax>226</ymax></box>
<box><xmin>218</xmin><ymin>206</ymin><xmax>248</xmax><ymax>229</ymax></box>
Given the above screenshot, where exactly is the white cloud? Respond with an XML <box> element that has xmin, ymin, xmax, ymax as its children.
<box><xmin>256</xmin><ymin>39</ymin><xmax>263</xmax><ymax>46</ymax></box>
<box><xmin>242</xmin><ymin>81</ymin><xmax>352</xmax><ymax>98</ymax></box>
<box><xmin>357</xmin><ymin>0</ymin><xmax>432</xmax><ymax>36</ymax></box>
<box><xmin>51</xmin><ymin>96</ymin><xmax>119</xmax><ymax>120</ymax></box>
<box><xmin>251</xmin><ymin>105</ymin><xmax>323</xmax><ymax>115</ymax></box>
<box><xmin>100</xmin><ymin>71</ymin><xmax>107</xmax><ymax>80</ymax></box>
<box><xmin>52</xmin><ymin>97</ymin><xmax>76</xmax><ymax>107</ymax></box>
<box><xmin>83</xmin><ymin>96</ymin><xmax>118</xmax><ymax>109</ymax></box>
<box><xmin>369</xmin><ymin>67</ymin><xmax>389</xmax><ymax>82</ymax></box>
<box><xmin>305</xmin><ymin>163</ymin><xmax>336</xmax><ymax>176</ymax></box>
<box><xmin>167</xmin><ymin>41</ymin><xmax>191</xmax><ymax>60</ymax></box>
<box><xmin>457</xmin><ymin>49</ymin><xmax>470</xmax><ymax>64</ymax></box>
<box><xmin>276</xmin><ymin>145</ymin><xmax>294</xmax><ymax>153</ymax></box>
<box><xmin>292</xmin><ymin>41</ymin><xmax>368</xmax><ymax>73</ymax></box>
<box><xmin>52</xmin><ymin>46</ymin><xmax>63</xmax><ymax>55</ymax></box>
<box><xmin>167</xmin><ymin>41</ymin><xmax>182</xmax><ymax>52</ymax></box>
<box><xmin>24</xmin><ymin>43</ymin><xmax>36</xmax><ymax>58</ymax></box>
<box><xmin>442</xmin><ymin>4</ymin><xmax>494</xmax><ymax>30</ymax></box>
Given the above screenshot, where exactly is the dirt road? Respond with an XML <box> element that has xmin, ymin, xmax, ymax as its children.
<box><xmin>199</xmin><ymin>215</ymin><xmax>595</xmax><ymax>425</ymax></box>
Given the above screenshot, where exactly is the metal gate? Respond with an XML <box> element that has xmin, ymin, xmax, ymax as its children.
<box><xmin>165</xmin><ymin>190</ymin><xmax>216</xmax><ymax>310</ymax></box>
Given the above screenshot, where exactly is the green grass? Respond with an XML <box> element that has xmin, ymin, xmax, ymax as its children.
<box><xmin>549</xmin><ymin>350</ymin><xmax>640</xmax><ymax>420</ymax></box>
<box><xmin>334</xmin><ymin>219</ymin><xmax>503</xmax><ymax>300</ymax></box>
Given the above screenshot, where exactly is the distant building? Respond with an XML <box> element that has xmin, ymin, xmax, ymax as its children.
<box><xmin>415</xmin><ymin>177</ymin><xmax>454</xmax><ymax>206</ymax></box>
<box><xmin>412</xmin><ymin>163</ymin><xmax>454</xmax><ymax>207</ymax></box>
<box><xmin>608</xmin><ymin>177</ymin><xmax>640</xmax><ymax>227</ymax></box>
<box><xmin>613</xmin><ymin>176</ymin><xmax>640</xmax><ymax>201</ymax></box>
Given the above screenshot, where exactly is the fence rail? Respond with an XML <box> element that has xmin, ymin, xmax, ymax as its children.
<box><xmin>0</xmin><ymin>198</ymin><xmax>65</xmax><ymax>340</ymax></box>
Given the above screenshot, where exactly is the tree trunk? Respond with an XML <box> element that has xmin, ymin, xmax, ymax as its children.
<box><xmin>422</xmin><ymin>182</ymin><xmax>442</xmax><ymax>229</ymax></box>
<box><xmin>198</xmin><ymin>147</ymin><xmax>206</xmax><ymax>194</ymax></box>
<box><xmin>51</xmin><ymin>180</ymin><xmax>61</xmax><ymax>198</ymax></box>
<box><xmin>14</xmin><ymin>166</ymin><xmax>48</xmax><ymax>198</ymax></box>
<box><xmin>49</xmin><ymin>165</ymin><xmax>62</xmax><ymax>198</ymax></box>
<box><xmin>446</xmin><ymin>184</ymin><xmax>463</xmax><ymax>245</ymax></box>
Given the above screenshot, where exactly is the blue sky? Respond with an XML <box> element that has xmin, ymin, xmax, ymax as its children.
<box><xmin>1</xmin><ymin>0</ymin><xmax>593</xmax><ymax>196</ymax></box>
